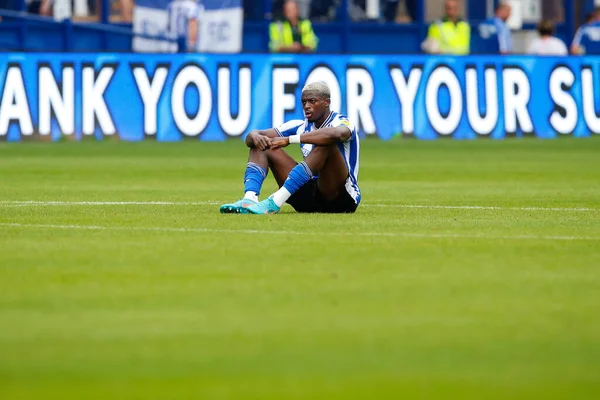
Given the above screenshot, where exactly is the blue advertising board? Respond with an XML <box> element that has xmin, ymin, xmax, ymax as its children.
<box><xmin>0</xmin><ymin>53</ymin><xmax>599</xmax><ymax>141</ymax></box>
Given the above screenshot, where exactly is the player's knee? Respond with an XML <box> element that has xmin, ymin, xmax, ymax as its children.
<box><xmin>250</xmin><ymin>146</ymin><xmax>272</xmax><ymax>158</ymax></box>
<box><xmin>264</xmin><ymin>148</ymin><xmax>288</xmax><ymax>160</ymax></box>
<box><xmin>261</xmin><ymin>148</ymin><xmax>275</xmax><ymax>160</ymax></box>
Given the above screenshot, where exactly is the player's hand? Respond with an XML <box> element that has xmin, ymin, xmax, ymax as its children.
<box><xmin>269</xmin><ymin>137</ymin><xmax>289</xmax><ymax>150</ymax></box>
<box><xmin>250</xmin><ymin>133</ymin><xmax>271</xmax><ymax>151</ymax></box>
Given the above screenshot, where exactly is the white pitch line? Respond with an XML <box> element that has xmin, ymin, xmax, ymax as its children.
<box><xmin>0</xmin><ymin>200</ymin><xmax>597</xmax><ymax>212</ymax></box>
<box><xmin>0</xmin><ymin>222</ymin><xmax>598</xmax><ymax>242</ymax></box>
<box><xmin>365</xmin><ymin>204</ymin><xmax>599</xmax><ymax>212</ymax></box>
<box><xmin>0</xmin><ymin>200</ymin><xmax>220</xmax><ymax>206</ymax></box>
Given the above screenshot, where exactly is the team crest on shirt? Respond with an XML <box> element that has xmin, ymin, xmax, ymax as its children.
<box><xmin>301</xmin><ymin>144</ymin><xmax>313</xmax><ymax>158</ymax></box>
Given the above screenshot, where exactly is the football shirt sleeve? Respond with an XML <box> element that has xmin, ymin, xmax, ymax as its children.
<box><xmin>274</xmin><ymin>120</ymin><xmax>305</xmax><ymax>137</ymax></box>
<box><xmin>331</xmin><ymin>116</ymin><xmax>356</xmax><ymax>142</ymax></box>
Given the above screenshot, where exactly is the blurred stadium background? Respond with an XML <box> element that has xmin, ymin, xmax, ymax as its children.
<box><xmin>0</xmin><ymin>0</ymin><xmax>598</xmax><ymax>54</ymax></box>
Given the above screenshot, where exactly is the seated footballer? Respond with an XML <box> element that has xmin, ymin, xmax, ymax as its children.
<box><xmin>220</xmin><ymin>81</ymin><xmax>361</xmax><ymax>215</ymax></box>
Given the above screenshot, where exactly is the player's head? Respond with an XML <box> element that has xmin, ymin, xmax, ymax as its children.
<box><xmin>537</xmin><ymin>20</ymin><xmax>555</xmax><ymax>37</ymax></box>
<box><xmin>444</xmin><ymin>0</ymin><xmax>460</xmax><ymax>21</ymax></box>
<box><xmin>495</xmin><ymin>1</ymin><xmax>511</xmax><ymax>21</ymax></box>
<box><xmin>301</xmin><ymin>81</ymin><xmax>331</xmax><ymax>123</ymax></box>
<box><xmin>283</xmin><ymin>0</ymin><xmax>299</xmax><ymax>21</ymax></box>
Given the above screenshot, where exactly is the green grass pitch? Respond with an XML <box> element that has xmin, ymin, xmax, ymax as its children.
<box><xmin>1</xmin><ymin>137</ymin><xmax>599</xmax><ymax>399</ymax></box>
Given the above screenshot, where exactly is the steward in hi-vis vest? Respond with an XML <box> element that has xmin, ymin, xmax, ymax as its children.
<box><xmin>269</xmin><ymin>0</ymin><xmax>318</xmax><ymax>53</ymax></box>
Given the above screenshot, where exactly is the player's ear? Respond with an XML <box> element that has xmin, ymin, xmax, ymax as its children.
<box><xmin>325</xmin><ymin>97</ymin><xmax>331</xmax><ymax>107</ymax></box>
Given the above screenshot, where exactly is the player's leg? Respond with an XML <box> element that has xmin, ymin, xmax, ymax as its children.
<box><xmin>258</xmin><ymin>147</ymin><xmax>298</xmax><ymax>188</ymax></box>
<box><xmin>254</xmin><ymin>147</ymin><xmax>323</xmax><ymax>212</ymax></box>
<box><xmin>258</xmin><ymin>147</ymin><xmax>323</xmax><ymax>213</ymax></box>
<box><xmin>285</xmin><ymin>145</ymin><xmax>349</xmax><ymax>213</ymax></box>
<box><xmin>307</xmin><ymin>145</ymin><xmax>348</xmax><ymax>200</ymax></box>
<box><xmin>311</xmin><ymin>146</ymin><xmax>357</xmax><ymax>213</ymax></box>
<box><xmin>248</xmin><ymin>145</ymin><xmax>348</xmax><ymax>214</ymax></box>
<box><xmin>220</xmin><ymin>147</ymin><xmax>296</xmax><ymax>214</ymax></box>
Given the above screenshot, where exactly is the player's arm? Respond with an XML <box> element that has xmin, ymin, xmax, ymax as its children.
<box><xmin>245</xmin><ymin>129</ymin><xmax>279</xmax><ymax>150</ymax></box>
<box><xmin>299</xmin><ymin>126</ymin><xmax>351</xmax><ymax>145</ymax></box>
<box><xmin>270</xmin><ymin>126</ymin><xmax>351</xmax><ymax>149</ymax></box>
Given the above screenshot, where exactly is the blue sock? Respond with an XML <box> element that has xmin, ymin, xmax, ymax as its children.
<box><xmin>282</xmin><ymin>161</ymin><xmax>313</xmax><ymax>195</ymax></box>
<box><xmin>244</xmin><ymin>162</ymin><xmax>267</xmax><ymax>197</ymax></box>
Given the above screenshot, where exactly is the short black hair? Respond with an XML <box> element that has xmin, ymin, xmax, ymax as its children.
<box><xmin>537</xmin><ymin>20</ymin><xmax>554</xmax><ymax>36</ymax></box>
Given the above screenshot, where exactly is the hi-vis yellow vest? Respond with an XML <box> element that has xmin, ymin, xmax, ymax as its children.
<box><xmin>427</xmin><ymin>18</ymin><xmax>471</xmax><ymax>55</ymax></box>
<box><xmin>269</xmin><ymin>19</ymin><xmax>318</xmax><ymax>52</ymax></box>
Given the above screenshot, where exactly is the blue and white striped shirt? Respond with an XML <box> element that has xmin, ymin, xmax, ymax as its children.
<box><xmin>478</xmin><ymin>17</ymin><xmax>512</xmax><ymax>53</ymax></box>
<box><xmin>274</xmin><ymin>111</ymin><xmax>361</xmax><ymax>205</ymax></box>
<box><xmin>491</xmin><ymin>17</ymin><xmax>512</xmax><ymax>53</ymax></box>
<box><xmin>572</xmin><ymin>21</ymin><xmax>600</xmax><ymax>54</ymax></box>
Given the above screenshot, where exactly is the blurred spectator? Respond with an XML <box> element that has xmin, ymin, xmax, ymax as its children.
<box><xmin>167</xmin><ymin>0</ymin><xmax>201</xmax><ymax>52</ymax></box>
<box><xmin>476</xmin><ymin>1</ymin><xmax>512</xmax><ymax>54</ymax></box>
<box><xmin>349</xmin><ymin>0</ymin><xmax>367</xmax><ymax>21</ymax></box>
<box><xmin>527</xmin><ymin>20</ymin><xmax>567</xmax><ymax>55</ymax></box>
<box><xmin>310</xmin><ymin>0</ymin><xmax>336</xmax><ymax>21</ymax></box>
<box><xmin>422</xmin><ymin>0</ymin><xmax>469</xmax><ymax>55</ymax></box>
<box><xmin>270</xmin><ymin>0</ymin><xmax>318</xmax><ymax>52</ymax></box>
<box><xmin>383</xmin><ymin>0</ymin><xmax>412</xmax><ymax>23</ymax></box>
<box><xmin>39</xmin><ymin>0</ymin><xmax>51</xmax><ymax>15</ymax></box>
<box><xmin>274</xmin><ymin>0</ymin><xmax>312</xmax><ymax>19</ymax></box>
<box><xmin>20</xmin><ymin>0</ymin><xmax>130</xmax><ymax>21</ymax></box>
<box><xmin>571</xmin><ymin>7</ymin><xmax>600</xmax><ymax>55</ymax></box>
<box><xmin>493</xmin><ymin>1</ymin><xmax>512</xmax><ymax>53</ymax></box>
<box><xmin>348</xmin><ymin>0</ymin><xmax>405</xmax><ymax>22</ymax></box>
<box><xmin>116</xmin><ymin>0</ymin><xmax>132</xmax><ymax>21</ymax></box>
<box><xmin>24</xmin><ymin>0</ymin><xmax>68</xmax><ymax>17</ymax></box>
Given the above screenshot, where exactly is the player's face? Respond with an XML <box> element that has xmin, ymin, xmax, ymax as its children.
<box><xmin>301</xmin><ymin>91</ymin><xmax>330</xmax><ymax>123</ymax></box>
